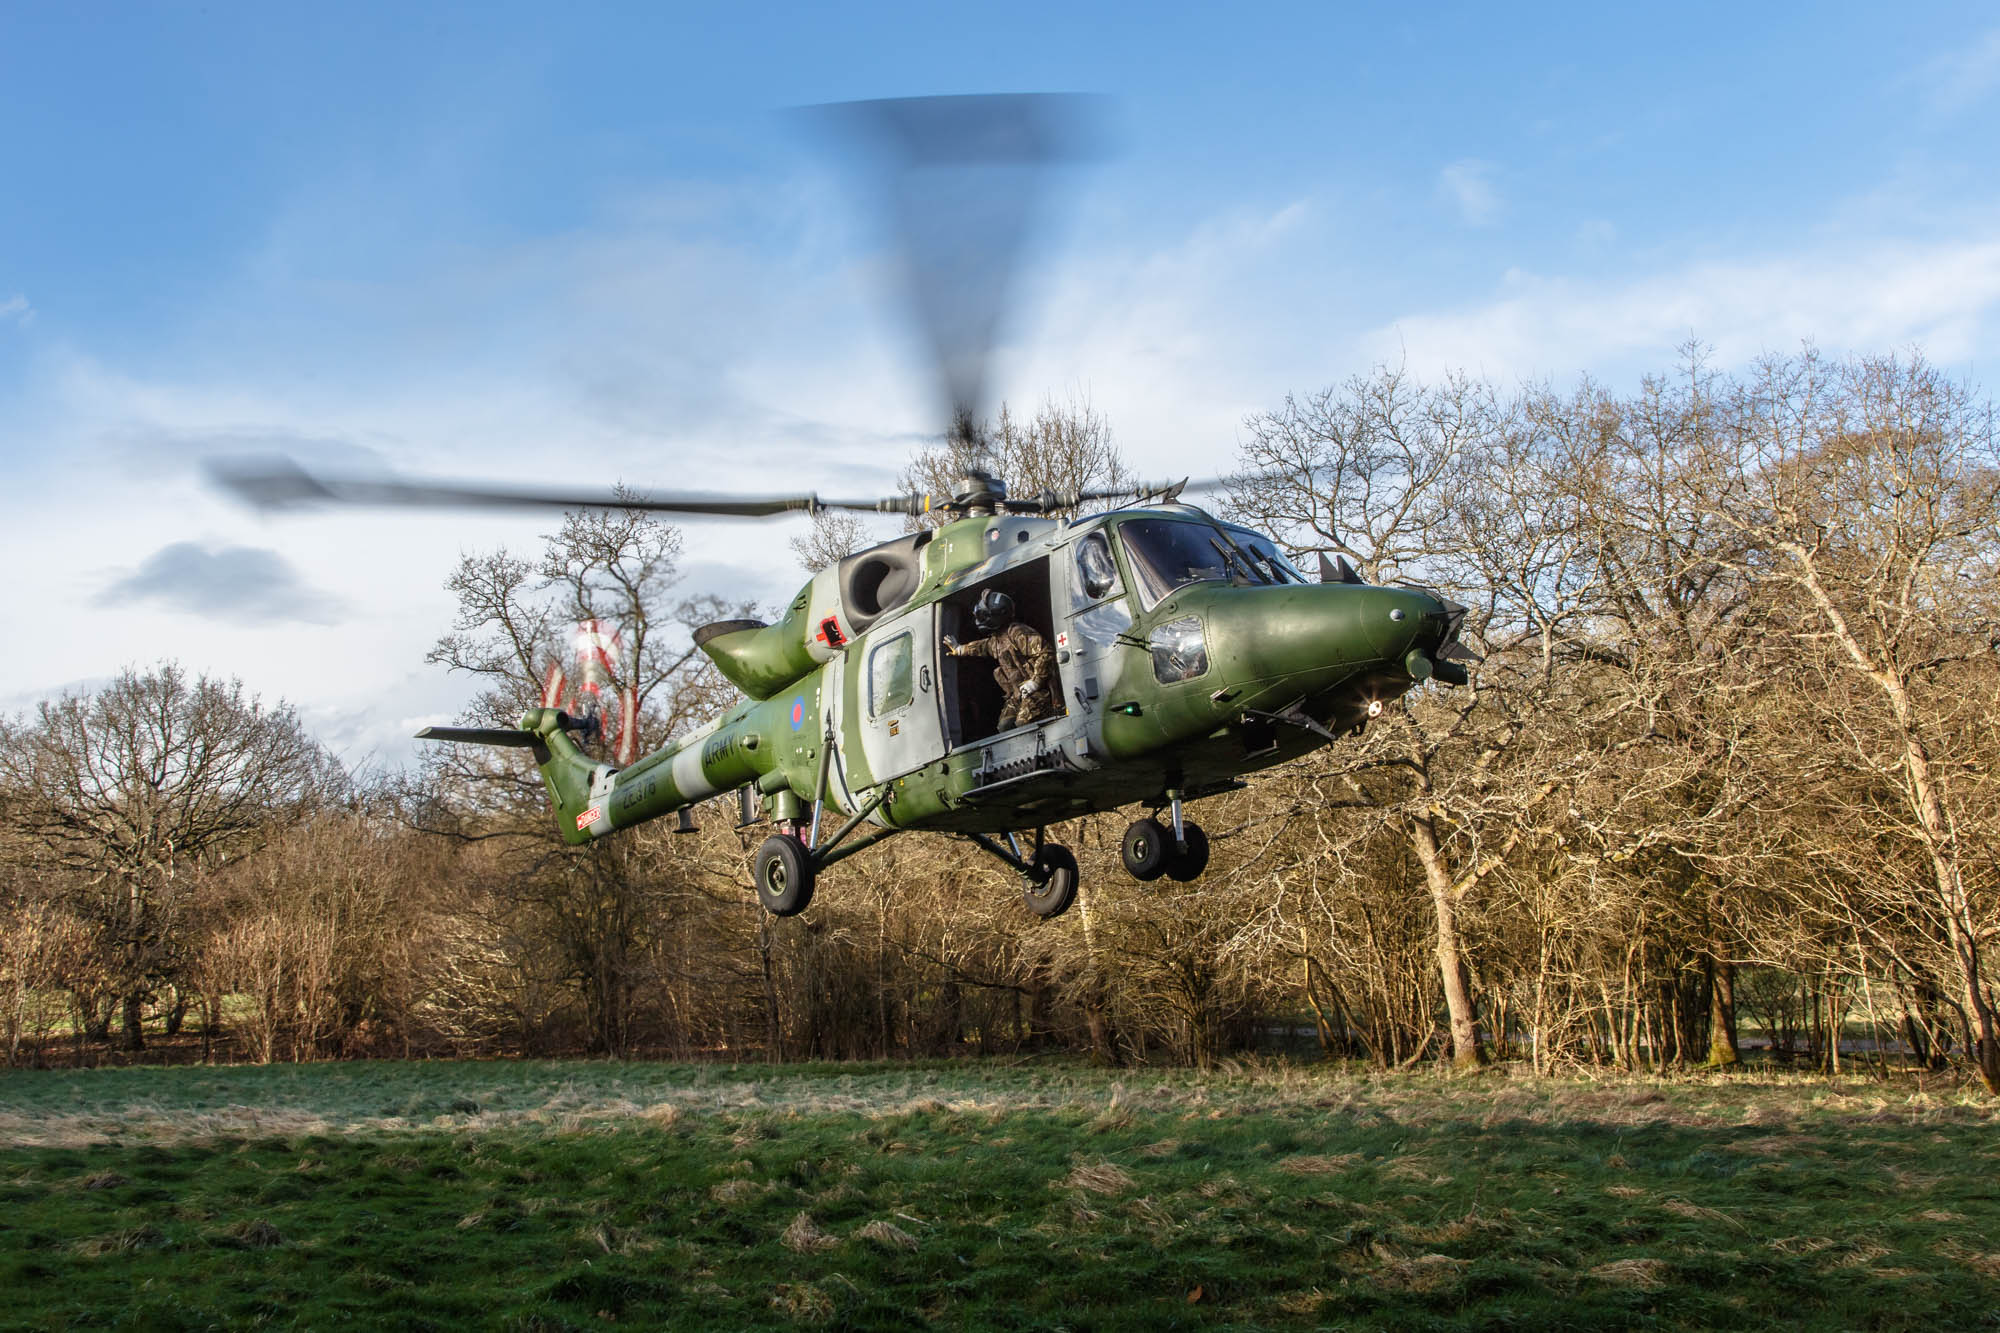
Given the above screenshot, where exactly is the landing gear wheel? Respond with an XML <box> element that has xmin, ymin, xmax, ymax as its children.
<box><xmin>1023</xmin><ymin>844</ymin><xmax>1079</xmax><ymax>919</ymax></box>
<box><xmin>1164</xmin><ymin>822</ymin><xmax>1210</xmax><ymax>882</ymax></box>
<box><xmin>1121</xmin><ymin>817</ymin><xmax>1171</xmax><ymax>882</ymax></box>
<box><xmin>753</xmin><ymin>835</ymin><xmax>816</xmax><ymax>917</ymax></box>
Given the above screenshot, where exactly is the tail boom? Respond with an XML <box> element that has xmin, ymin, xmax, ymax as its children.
<box><xmin>418</xmin><ymin>703</ymin><xmax>779</xmax><ymax>845</ymax></box>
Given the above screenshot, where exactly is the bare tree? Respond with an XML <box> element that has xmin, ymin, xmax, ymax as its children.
<box><xmin>1232</xmin><ymin>367</ymin><xmax>1470</xmax><ymax>583</ymax></box>
<box><xmin>427</xmin><ymin>498</ymin><xmax>742</xmax><ymax>740</ymax></box>
<box><xmin>422</xmin><ymin>498</ymin><xmax>746</xmax><ymax>816</ymax></box>
<box><xmin>901</xmin><ymin>390</ymin><xmax>1129</xmax><ymax>524</ymax></box>
<box><xmin>1232</xmin><ymin>366</ymin><xmax>1586</xmax><ymax>1068</ymax></box>
<box><xmin>1527</xmin><ymin>358</ymin><xmax>1769</xmax><ymax>1068</ymax></box>
<box><xmin>789</xmin><ymin>512</ymin><xmax>874</xmax><ymax>574</ymax></box>
<box><xmin>537</xmin><ymin>503</ymin><xmax>746</xmax><ymax>747</ymax></box>
<box><xmin>1702</xmin><ymin>350</ymin><xmax>2000</xmax><ymax>1092</ymax></box>
<box><xmin>418</xmin><ymin>503</ymin><xmax>751</xmax><ymax>1054</ymax></box>
<box><xmin>0</xmin><ymin>665</ymin><xmax>340</xmax><ymax>1049</ymax></box>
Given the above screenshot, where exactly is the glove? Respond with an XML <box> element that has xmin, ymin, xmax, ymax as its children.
<box><xmin>943</xmin><ymin>635</ymin><xmax>962</xmax><ymax>655</ymax></box>
<box><xmin>1019</xmin><ymin>680</ymin><xmax>1039</xmax><ymax>697</ymax></box>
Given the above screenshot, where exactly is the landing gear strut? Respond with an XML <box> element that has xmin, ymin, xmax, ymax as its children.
<box><xmin>966</xmin><ymin>827</ymin><xmax>1080</xmax><ymax>919</ymax></box>
<box><xmin>749</xmin><ymin>756</ymin><xmax>898</xmax><ymax>916</ymax></box>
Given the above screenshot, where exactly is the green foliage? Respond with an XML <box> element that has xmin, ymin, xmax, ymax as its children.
<box><xmin>2</xmin><ymin>1060</ymin><xmax>1996</xmax><ymax>1330</ymax></box>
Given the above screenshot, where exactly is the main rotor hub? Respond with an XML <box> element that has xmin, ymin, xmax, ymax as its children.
<box><xmin>951</xmin><ymin>467</ymin><xmax>1008</xmax><ymax>517</ymax></box>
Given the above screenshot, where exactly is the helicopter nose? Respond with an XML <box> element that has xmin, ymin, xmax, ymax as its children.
<box><xmin>1180</xmin><ymin>581</ymin><xmax>1466</xmax><ymax>714</ymax></box>
<box><xmin>1364</xmin><ymin>586</ymin><xmax>1453</xmax><ymax>675</ymax></box>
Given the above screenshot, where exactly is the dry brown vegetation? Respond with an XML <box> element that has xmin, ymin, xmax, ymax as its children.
<box><xmin>2</xmin><ymin>349</ymin><xmax>1998</xmax><ymax>1099</ymax></box>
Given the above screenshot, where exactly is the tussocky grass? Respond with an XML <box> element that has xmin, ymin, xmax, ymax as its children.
<box><xmin>1</xmin><ymin>1058</ymin><xmax>1997</xmax><ymax>1330</ymax></box>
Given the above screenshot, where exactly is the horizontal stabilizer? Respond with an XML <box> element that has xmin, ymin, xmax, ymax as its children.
<box><xmin>416</xmin><ymin>726</ymin><xmax>545</xmax><ymax>748</ymax></box>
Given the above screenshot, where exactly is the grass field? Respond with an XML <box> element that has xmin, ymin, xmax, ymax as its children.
<box><xmin>2</xmin><ymin>1059</ymin><xmax>1997</xmax><ymax>1330</ymax></box>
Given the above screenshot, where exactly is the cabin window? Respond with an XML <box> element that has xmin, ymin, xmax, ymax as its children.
<box><xmin>1149</xmin><ymin>616</ymin><xmax>1209</xmax><ymax>683</ymax></box>
<box><xmin>1071</xmin><ymin>597</ymin><xmax>1132</xmax><ymax>647</ymax></box>
<box><xmin>868</xmin><ymin>632</ymin><xmax>913</xmax><ymax>717</ymax></box>
<box><xmin>1072</xmin><ymin>531</ymin><xmax>1121</xmax><ymax>604</ymax></box>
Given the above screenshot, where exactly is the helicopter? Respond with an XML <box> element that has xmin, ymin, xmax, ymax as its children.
<box><xmin>217</xmin><ymin>456</ymin><xmax>1471</xmax><ymax>920</ymax></box>
<box><xmin>208</xmin><ymin>94</ymin><xmax>1474</xmax><ymax>920</ymax></box>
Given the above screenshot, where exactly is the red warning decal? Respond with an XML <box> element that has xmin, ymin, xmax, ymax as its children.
<box><xmin>576</xmin><ymin>806</ymin><xmax>603</xmax><ymax>831</ymax></box>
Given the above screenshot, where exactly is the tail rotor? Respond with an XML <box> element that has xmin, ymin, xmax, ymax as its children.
<box><xmin>536</xmin><ymin>621</ymin><xmax>641</xmax><ymax>766</ymax></box>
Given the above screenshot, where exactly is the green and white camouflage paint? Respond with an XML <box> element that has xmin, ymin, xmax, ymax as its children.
<box><xmin>523</xmin><ymin>505</ymin><xmax>1463</xmax><ymax>849</ymax></box>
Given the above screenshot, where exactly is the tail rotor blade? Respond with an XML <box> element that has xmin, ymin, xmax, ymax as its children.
<box><xmin>416</xmin><ymin>726</ymin><xmax>545</xmax><ymax>748</ymax></box>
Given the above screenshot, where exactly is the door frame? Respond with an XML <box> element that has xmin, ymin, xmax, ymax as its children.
<box><xmin>848</xmin><ymin>602</ymin><xmax>946</xmax><ymax>789</ymax></box>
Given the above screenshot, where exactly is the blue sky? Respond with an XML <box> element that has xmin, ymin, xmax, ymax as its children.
<box><xmin>5</xmin><ymin>3</ymin><xmax>2000</xmax><ymax>763</ymax></box>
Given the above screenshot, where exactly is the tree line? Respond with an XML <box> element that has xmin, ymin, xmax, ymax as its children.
<box><xmin>2</xmin><ymin>354</ymin><xmax>1996</xmax><ymax>1094</ymax></box>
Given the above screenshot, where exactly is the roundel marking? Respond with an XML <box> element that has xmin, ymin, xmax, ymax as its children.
<box><xmin>789</xmin><ymin>696</ymin><xmax>806</xmax><ymax>732</ymax></box>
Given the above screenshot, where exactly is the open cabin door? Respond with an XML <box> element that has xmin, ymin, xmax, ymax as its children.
<box><xmin>849</xmin><ymin>602</ymin><xmax>946</xmax><ymax>788</ymax></box>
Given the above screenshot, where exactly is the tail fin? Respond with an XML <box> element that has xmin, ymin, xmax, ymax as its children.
<box><xmin>417</xmin><ymin>709</ymin><xmax>604</xmax><ymax>844</ymax></box>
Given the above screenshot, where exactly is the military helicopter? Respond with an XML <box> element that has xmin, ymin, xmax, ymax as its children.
<box><xmin>210</xmin><ymin>95</ymin><xmax>1474</xmax><ymax>921</ymax></box>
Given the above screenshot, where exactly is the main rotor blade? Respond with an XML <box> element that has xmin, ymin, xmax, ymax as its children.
<box><xmin>1062</xmin><ymin>477</ymin><xmax>1228</xmax><ymax>507</ymax></box>
<box><xmin>991</xmin><ymin>476</ymin><xmax>1228</xmax><ymax>514</ymax></box>
<box><xmin>805</xmin><ymin>94</ymin><xmax>1109</xmax><ymax>439</ymax></box>
<box><xmin>207</xmin><ymin>456</ymin><xmax>915</xmax><ymax>518</ymax></box>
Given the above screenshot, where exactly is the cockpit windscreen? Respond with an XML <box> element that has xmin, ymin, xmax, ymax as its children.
<box><xmin>1118</xmin><ymin>518</ymin><xmax>1308</xmax><ymax>609</ymax></box>
<box><xmin>1221</xmin><ymin>526</ymin><xmax>1309</xmax><ymax>586</ymax></box>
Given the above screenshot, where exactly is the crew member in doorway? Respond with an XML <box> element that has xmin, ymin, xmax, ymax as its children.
<box><xmin>945</xmin><ymin>590</ymin><xmax>1057</xmax><ymax>729</ymax></box>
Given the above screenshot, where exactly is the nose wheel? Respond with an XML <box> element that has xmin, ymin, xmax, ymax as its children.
<box><xmin>1121</xmin><ymin>817</ymin><xmax>1171</xmax><ymax>881</ymax></box>
<box><xmin>1123</xmin><ymin>795</ymin><xmax>1211</xmax><ymax>883</ymax></box>
<box><xmin>1163</xmin><ymin>822</ymin><xmax>1209</xmax><ymax>881</ymax></box>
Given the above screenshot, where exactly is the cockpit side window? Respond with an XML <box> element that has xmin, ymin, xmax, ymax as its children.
<box><xmin>1072</xmin><ymin>530</ymin><xmax>1122</xmax><ymax>605</ymax></box>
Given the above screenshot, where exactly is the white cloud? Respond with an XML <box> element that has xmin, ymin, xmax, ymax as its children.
<box><xmin>1437</xmin><ymin>159</ymin><xmax>1501</xmax><ymax>227</ymax></box>
<box><xmin>1362</xmin><ymin>235</ymin><xmax>2000</xmax><ymax>384</ymax></box>
<box><xmin>1923</xmin><ymin>27</ymin><xmax>2000</xmax><ymax>115</ymax></box>
<box><xmin>0</xmin><ymin>294</ymin><xmax>32</xmax><ymax>326</ymax></box>
<box><xmin>99</xmin><ymin>541</ymin><xmax>345</xmax><ymax>625</ymax></box>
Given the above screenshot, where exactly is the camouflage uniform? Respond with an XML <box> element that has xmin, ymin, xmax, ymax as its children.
<box><xmin>953</xmin><ymin>621</ymin><xmax>1058</xmax><ymax>729</ymax></box>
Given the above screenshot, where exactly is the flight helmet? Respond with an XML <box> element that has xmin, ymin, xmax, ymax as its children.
<box><xmin>973</xmin><ymin>589</ymin><xmax>1016</xmax><ymax>634</ymax></box>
